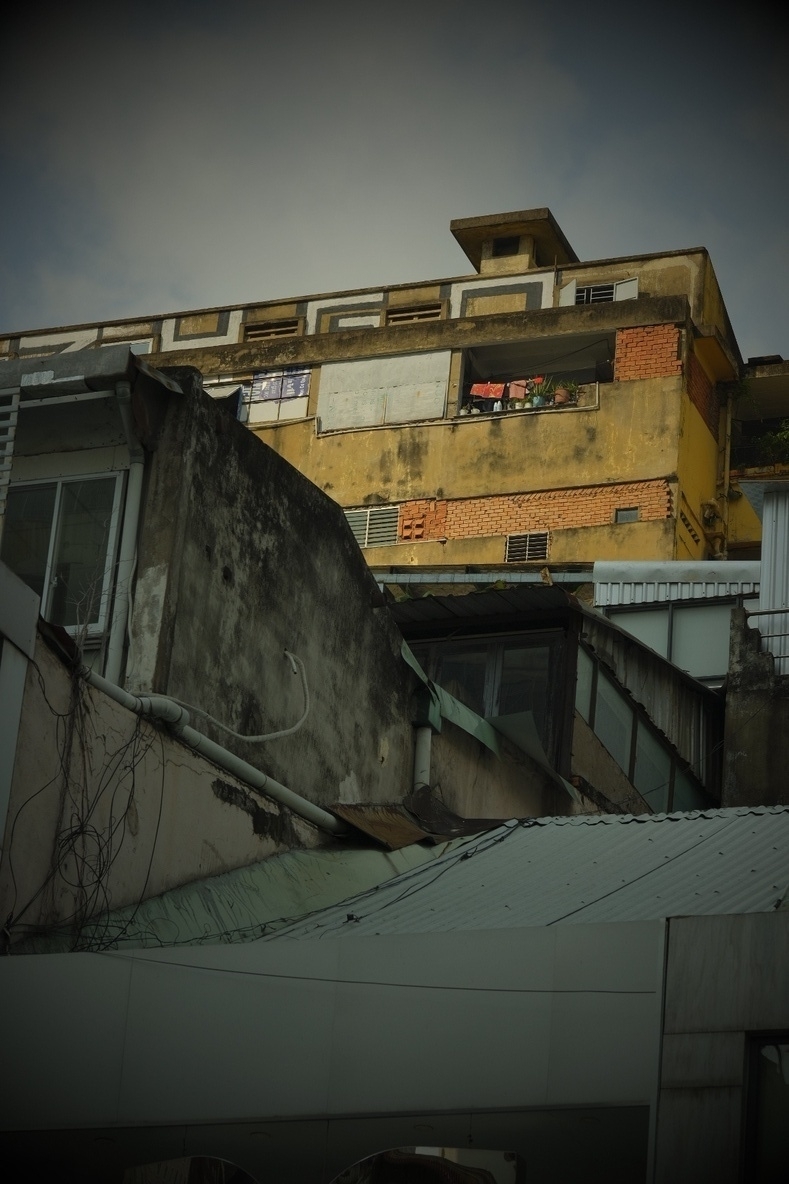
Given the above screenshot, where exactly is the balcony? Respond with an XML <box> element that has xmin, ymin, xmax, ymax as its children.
<box><xmin>457</xmin><ymin>331</ymin><xmax>614</xmax><ymax>418</ymax></box>
<box><xmin>730</xmin><ymin>419</ymin><xmax>789</xmax><ymax>474</ymax></box>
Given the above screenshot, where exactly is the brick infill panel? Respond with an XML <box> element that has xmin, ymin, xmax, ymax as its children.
<box><xmin>398</xmin><ymin>481</ymin><xmax>672</xmax><ymax>541</ymax></box>
<box><xmin>614</xmin><ymin>325</ymin><xmax>682</xmax><ymax>381</ymax></box>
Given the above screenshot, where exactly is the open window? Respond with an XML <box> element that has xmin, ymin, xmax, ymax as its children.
<box><xmin>558</xmin><ymin>277</ymin><xmax>639</xmax><ymax>306</ymax></box>
<box><xmin>0</xmin><ymin>474</ymin><xmax>123</xmax><ymax>638</ymax></box>
<box><xmin>459</xmin><ymin>332</ymin><xmax>614</xmax><ymax>414</ymax></box>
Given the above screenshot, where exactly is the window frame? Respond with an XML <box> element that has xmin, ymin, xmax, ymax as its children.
<box><xmin>1</xmin><ymin>472</ymin><xmax>125</xmax><ymax>640</ymax></box>
<box><xmin>411</xmin><ymin>628</ymin><xmax>568</xmax><ymax>765</ymax></box>
<box><xmin>575</xmin><ymin>640</ymin><xmax>710</xmax><ymax>808</ymax></box>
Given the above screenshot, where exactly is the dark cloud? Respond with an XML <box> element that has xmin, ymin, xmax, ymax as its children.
<box><xmin>0</xmin><ymin>1</ymin><xmax>786</xmax><ymax>357</ymax></box>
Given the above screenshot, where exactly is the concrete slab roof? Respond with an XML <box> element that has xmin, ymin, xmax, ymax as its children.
<box><xmin>450</xmin><ymin>207</ymin><xmax>579</xmax><ymax>269</ymax></box>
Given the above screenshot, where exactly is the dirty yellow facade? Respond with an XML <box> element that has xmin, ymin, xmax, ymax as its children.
<box><xmin>3</xmin><ymin>207</ymin><xmax>778</xmax><ymax>570</ymax></box>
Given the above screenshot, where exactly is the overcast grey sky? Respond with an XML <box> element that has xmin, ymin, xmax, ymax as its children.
<box><xmin>1</xmin><ymin>0</ymin><xmax>786</xmax><ymax>359</ymax></box>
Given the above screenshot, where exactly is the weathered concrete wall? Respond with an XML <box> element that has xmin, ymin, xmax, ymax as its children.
<box><xmin>723</xmin><ymin>607</ymin><xmax>789</xmax><ymax>806</ymax></box>
<box><xmin>127</xmin><ymin>370</ymin><xmax>418</xmax><ymax>812</ymax></box>
<box><xmin>0</xmin><ymin>636</ymin><xmax>322</xmax><ymax>948</ymax></box>
<box><xmin>656</xmin><ymin>911</ymin><xmax>789</xmax><ymax>1184</ymax></box>
<box><xmin>430</xmin><ymin>721</ymin><xmax>574</xmax><ymax>822</ymax></box>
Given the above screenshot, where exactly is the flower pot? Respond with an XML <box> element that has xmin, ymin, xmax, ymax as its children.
<box><xmin>553</xmin><ymin>387</ymin><xmax>570</xmax><ymax>405</ymax></box>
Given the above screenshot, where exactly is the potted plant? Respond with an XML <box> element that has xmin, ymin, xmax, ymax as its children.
<box><xmin>553</xmin><ymin>380</ymin><xmax>578</xmax><ymax>406</ymax></box>
<box><xmin>531</xmin><ymin>376</ymin><xmax>554</xmax><ymax>406</ymax></box>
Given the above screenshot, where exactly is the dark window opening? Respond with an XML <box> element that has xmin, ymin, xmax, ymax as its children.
<box><xmin>491</xmin><ymin>236</ymin><xmax>521</xmax><ymax>258</ymax></box>
<box><xmin>744</xmin><ymin>1034</ymin><xmax>789</xmax><ymax>1183</ymax></box>
<box><xmin>615</xmin><ymin>507</ymin><xmax>639</xmax><ymax>523</ymax></box>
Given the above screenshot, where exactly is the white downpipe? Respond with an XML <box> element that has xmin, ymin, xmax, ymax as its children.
<box><xmin>104</xmin><ymin>381</ymin><xmax>144</xmax><ymax>684</ymax></box>
<box><xmin>413</xmin><ymin>725</ymin><xmax>432</xmax><ymax>793</ymax></box>
<box><xmin>82</xmin><ymin>668</ymin><xmax>348</xmax><ymax>835</ymax></box>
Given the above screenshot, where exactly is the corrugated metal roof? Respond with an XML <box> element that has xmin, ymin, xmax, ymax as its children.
<box><xmin>19</xmin><ymin>835</ymin><xmax>466</xmax><ymax>953</ymax></box>
<box><xmin>593</xmin><ymin>560</ymin><xmax>761</xmax><ymax>606</ymax></box>
<box><xmin>267</xmin><ymin>807</ymin><xmax>789</xmax><ymax>940</ymax></box>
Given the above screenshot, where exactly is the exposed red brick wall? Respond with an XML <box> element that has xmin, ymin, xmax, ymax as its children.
<box><xmin>614</xmin><ymin>325</ymin><xmax>682</xmax><ymax>381</ymax></box>
<box><xmin>399</xmin><ymin>481</ymin><xmax>672</xmax><ymax>541</ymax></box>
<box><xmin>686</xmin><ymin>351</ymin><xmax>720</xmax><ymax>440</ymax></box>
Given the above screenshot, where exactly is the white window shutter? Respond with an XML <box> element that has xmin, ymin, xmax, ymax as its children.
<box><xmin>558</xmin><ymin>279</ymin><xmax>576</xmax><ymax>306</ymax></box>
<box><xmin>614</xmin><ymin>277</ymin><xmax>638</xmax><ymax>301</ymax></box>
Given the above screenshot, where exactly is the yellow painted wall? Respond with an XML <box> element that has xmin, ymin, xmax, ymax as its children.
<box><xmin>675</xmin><ymin>392</ymin><xmax>721</xmax><ymax>558</ymax></box>
<box><xmin>727</xmin><ymin>483</ymin><xmax>763</xmax><ymax>549</ymax></box>
<box><xmin>362</xmin><ymin>520</ymin><xmax>676</xmax><ymax>567</ymax></box>
<box><xmin>253</xmin><ymin>376</ymin><xmax>685</xmax><ymax>507</ymax></box>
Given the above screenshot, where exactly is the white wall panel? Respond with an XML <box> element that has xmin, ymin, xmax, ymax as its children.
<box><xmin>318</xmin><ymin>352</ymin><xmax>450</xmax><ymax>431</ymax></box>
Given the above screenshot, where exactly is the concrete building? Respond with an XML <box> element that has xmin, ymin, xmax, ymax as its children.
<box><xmin>2</xmin><ymin>212</ymin><xmax>789</xmax><ymax>1182</ymax></box>
<box><xmin>3</xmin><ymin>208</ymin><xmax>788</xmax><ymax>577</ymax></box>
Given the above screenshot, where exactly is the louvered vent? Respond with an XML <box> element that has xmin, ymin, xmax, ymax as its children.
<box><xmin>244</xmin><ymin>319</ymin><xmax>301</xmax><ymax>341</ymax></box>
<box><xmin>505</xmin><ymin>531</ymin><xmax>549</xmax><ymax>562</ymax></box>
<box><xmin>344</xmin><ymin>505</ymin><xmax>400</xmax><ymax>548</ymax></box>
<box><xmin>386</xmin><ymin>303</ymin><xmax>443</xmax><ymax>325</ymax></box>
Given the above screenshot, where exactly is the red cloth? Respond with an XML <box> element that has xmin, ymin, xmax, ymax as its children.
<box><xmin>470</xmin><ymin>382</ymin><xmax>505</xmax><ymax>399</ymax></box>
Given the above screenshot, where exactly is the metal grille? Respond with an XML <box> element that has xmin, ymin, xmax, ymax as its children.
<box><xmin>575</xmin><ymin>284</ymin><xmax>615</xmax><ymax>305</ymax></box>
<box><xmin>505</xmin><ymin>531</ymin><xmax>549</xmax><ymax>562</ymax></box>
<box><xmin>244</xmin><ymin>319</ymin><xmax>301</xmax><ymax>340</ymax></box>
<box><xmin>345</xmin><ymin>505</ymin><xmax>400</xmax><ymax>548</ymax></box>
<box><xmin>385</xmin><ymin>303</ymin><xmax>443</xmax><ymax>325</ymax></box>
<box><xmin>0</xmin><ymin>389</ymin><xmax>20</xmax><ymax>533</ymax></box>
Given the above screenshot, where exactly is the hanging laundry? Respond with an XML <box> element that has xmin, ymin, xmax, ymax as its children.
<box><xmin>470</xmin><ymin>382</ymin><xmax>506</xmax><ymax>399</ymax></box>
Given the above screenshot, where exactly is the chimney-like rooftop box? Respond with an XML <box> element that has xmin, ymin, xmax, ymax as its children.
<box><xmin>451</xmin><ymin>207</ymin><xmax>578</xmax><ymax>276</ymax></box>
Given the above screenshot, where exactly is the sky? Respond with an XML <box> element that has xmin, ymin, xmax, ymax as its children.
<box><xmin>1</xmin><ymin>0</ymin><xmax>787</xmax><ymax>360</ymax></box>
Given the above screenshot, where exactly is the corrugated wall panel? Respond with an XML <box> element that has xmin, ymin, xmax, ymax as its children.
<box><xmin>759</xmin><ymin>490</ymin><xmax>789</xmax><ymax>674</ymax></box>
<box><xmin>594</xmin><ymin>561</ymin><xmax>761</xmax><ymax>606</ymax></box>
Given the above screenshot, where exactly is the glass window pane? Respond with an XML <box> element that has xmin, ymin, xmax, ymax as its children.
<box><xmin>608</xmin><ymin>608</ymin><xmax>669</xmax><ymax>658</ymax></box>
<box><xmin>435</xmin><ymin>645</ymin><xmax>489</xmax><ymax>716</ymax></box>
<box><xmin>499</xmin><ymin>644</ymin><xmax>551</xmax><ymax>741</ymax></box>
<box><xmin>671</xmin><ymin>604</ymin><xmax>733</xmax><ymax>679</ymax></box>
<box><xmin>634</xmin><ymin>721</ymin><xmax>671</xmax><ymax>812</ymax></box>
<box><xmin>50</xmin><ymin>478</ymin><xmax>116</xmax><ymax>629</ymax></box>
<box><xmin>594</xmin><ymin>671</ymin><xmax>634</xmax><ymax>772</ymax></box>
<box><xmin>575</xmin><ymin>646</ymin><xmax>594</xmax><ymax>722</ymax></box>
<box><xmin>672</xmin><ymin>768</ymin><xmax>708</xmax><ymax>811</ymax></box>
<box><xmin>0</xmin><ymin>484</ymin><xmax>57</xmax><ymax>600</ymax></box>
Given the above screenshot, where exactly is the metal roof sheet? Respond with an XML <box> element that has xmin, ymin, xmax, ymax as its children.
<box><xmin>593</xmin><ymin>560</ymin><xmax>761</xmax><ymax>606</ymax></box>
<box><xmin>266</xmin><ymin>807</ymin><xmax>789</xmax><ymax>940</ymax></box>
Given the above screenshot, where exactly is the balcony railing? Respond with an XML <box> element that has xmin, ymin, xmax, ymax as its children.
<box><xmin>458</xmin><ymin>380</ymin><xmax>598</xmax><ymax>418</ymax></box>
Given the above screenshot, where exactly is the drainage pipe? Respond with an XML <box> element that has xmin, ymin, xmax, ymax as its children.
<box><xmin>413</xmin><ymin>725</ymin><xmax>432</xmax><ymax>793</ymax></box>
<box><xmin>82</xmin><ymin>667</ymin><xmax>348</xmax><ymax>835</ymax></box>
<box><xmin>104</xmin><ymin>381</ymin><xmax>145</xmax><ymax>684</ymax></box>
